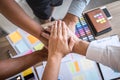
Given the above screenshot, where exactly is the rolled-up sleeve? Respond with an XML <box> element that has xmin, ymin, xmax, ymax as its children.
<box><xmin>68</xmin><ymin>0</ymin><xmax>90</xmax><ymax>17</ymax></box>
<box><xmin>86</xmin><ymin>41</ymin><xmax>120</xmax><ymax>72</ymax></box>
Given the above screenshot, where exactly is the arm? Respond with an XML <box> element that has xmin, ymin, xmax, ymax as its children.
<box><xmin>73</xmin><ymin>36</ymin><xmax>120</xmax><ymax>71</ymax></box>
<box><xmin>0</xmin><ymin>48</ymin><xmax>48</xmax><ymax>79</ymax></box>
<box><xmin>0</xmin><ymin>0</ymin><xmax>48</xmax><ymax>45</ymax></box>
<box><xmin>63</xmin><ymin>0</ymin><xmax>90</xmax><ymax>32</ymax></box>
<box><xmin>86</xmin><ymin>42</ymin><xmax>120</xmax><ymax>72</ymax></box>
<box><xmin>42</xmin><ymin>21</ymin><xmax>74</xmax><ymax>80</ymax></box>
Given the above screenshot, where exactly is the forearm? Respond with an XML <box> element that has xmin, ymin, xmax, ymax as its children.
<box><xmin>63</xmin><ymin>0</ymin><xmax>90</xmax><ymax>32</ymax></box>
<box><xmin>0</xmin><ymin>49</ymin><xmax>47</xmax><ymax>79</ymax></box>
<box><xmin>42</xmin><ymin>56</ymin><xmax>62</xmax><ymax>80</ymax></box>
<box><xmin>0</xmin><ymin>0</ymin><xmax>48</xmax><ymax>45</ymax></box>
<box><xmin>86</xmin><ymin>41</ymin><xmax>120</xmax><ymax>71</ymax></box>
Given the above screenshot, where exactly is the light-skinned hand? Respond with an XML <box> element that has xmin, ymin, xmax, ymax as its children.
<box><xmin>47</xmin><ymin>21</ymin><xmax>75</xmax><ymax>58</ymax></box>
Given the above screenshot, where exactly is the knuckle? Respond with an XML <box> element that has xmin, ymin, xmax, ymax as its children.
<box><xmin>63</xmin><ymin>37</ymin><xmax>67</xmax><ymax>42</ymax></box>
<box><xmin>58</xmin><ymin>36</ymin><xmax>62</xmax><ymax>40</ymax></box>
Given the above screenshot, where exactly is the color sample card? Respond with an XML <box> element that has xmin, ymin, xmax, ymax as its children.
<box><xmin>27</xmin><ymin>35</ymin><xmax>39</xmax><ymax>44</ymax></box>
<box><xmin>9</xmin><ymin>31</ymin><xmax>22</xmax><ymax>43</ymax></box>
<box><xmin>84</xmin><ymin>70</ymin><xmax>100</xmax><ymax>80</ymax></box>
<box><xmin>22</xmin><ymin>68</ymin><xmax>33</xmax><ymax>77</ymax></box>
<box><xmin>67</xmin><ymin>62</ymin><xmax>76</xmax><ymax>74</ymax></box>
<box><xmin>15</xmin><ymin>40</ymin><xmax>29</xmax><ymax>54</ymax></box>
<box><xmin>73</xmin><ymin>74</ymin><xmax>84</xmax><ymax>80</ymax></box>
<box><xmin>80</xmin><ymin>59</ymin><xmax>94</xmax><ymax>70</ymax></box>
<box><xmin>74</xmin><ymin>61</ymin><xmax>80</xmax><ymax>72</ymax></box>
<box><xmin>25</xmin><ymin>50</ymin><xmax>33</xmax><ymax>55</ymax></box>
<box><xmin>34</xmin><ymin>43</ymin><xmax>44</xmax><ymax>51</ymax></box>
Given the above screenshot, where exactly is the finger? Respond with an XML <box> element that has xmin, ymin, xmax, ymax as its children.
<box><xmin>50</xmin><ymin>25</ymin><xmax>54</xmax><ymax>36</ymax></box>
<box><xmin>53</xmin><ymin>21</ymin><xmax>57</xmax><ymax>37</ymax></box>
<box><xmin>41</xmin><ymin>32</ymin><xmax>50</xmax><ymax>40</ymax></box>
<box><xmin>58</xmin><ymin>20</ymin><xmax>62</xmax><ymax>37</ymax></box>
<box><xmin>68</xmin><ymin>37</ymin><xmax>75</xmax><ymax>51</ymax></box>
<box><xmin>62</xmin><ymin>22</ymin><xmax>67</xmax><ymax>37</ymax></box>
<box><xmin>45</xmin><ymin>27</ymin><xmax>51</xmax><ymax>33</ymax></box>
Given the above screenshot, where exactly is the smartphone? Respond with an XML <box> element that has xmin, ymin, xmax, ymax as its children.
<box><xmin>101</xmin><ymin>6</ymin><xmax>112</xmax><ymax>20</ymax></box>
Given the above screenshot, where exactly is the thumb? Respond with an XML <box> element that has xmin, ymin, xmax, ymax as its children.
<box><xmin>68</xmin><ymin>37</ymin><xmax>75</xmax><ymax>51</ymax></box>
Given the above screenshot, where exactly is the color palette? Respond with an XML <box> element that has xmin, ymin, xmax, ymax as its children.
<box><xmin>75</xmin><ymin>16</ymin><xmax>95</xmax><ymax>42</ymax></box>
<box><xmin>7</xmin><ymin>29</ymin><xmax>44</xmax><ymax>56</ymax></box>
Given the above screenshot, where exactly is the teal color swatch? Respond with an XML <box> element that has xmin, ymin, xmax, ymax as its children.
<box><xmin>15</xmin><ymin>40</ymin><xmax>29</xmax><ymax>53</ymax></box>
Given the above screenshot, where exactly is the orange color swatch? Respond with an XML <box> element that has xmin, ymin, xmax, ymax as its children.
<box><xmin>74</xmin><ymin>61</ymin><xmax>80</xmax><ymax>72</ymax></box>
<box><xmin>9</xmin><ymin>31</ymin><xmax>22</xmax><ymax>43</ymax></box>
<box><xmin>27</xmin><ymin>35</ymin><xmax>38</xmax><ymax>44</ymax></box>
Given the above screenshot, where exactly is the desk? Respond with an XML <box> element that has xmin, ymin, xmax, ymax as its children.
<box><xmin>41</xmin><ymin>1</ymin><xmax>120</xmax><ymax>39</ymax></box>
<box><xmin>1</xmin><ymin>0</ymin><xmax>120</xmax><ymax>80</ymax></box>
<box><xmin>96</xmin><ymin>1</ymin><xmax>120</xmax><ymax>39</ymax></box>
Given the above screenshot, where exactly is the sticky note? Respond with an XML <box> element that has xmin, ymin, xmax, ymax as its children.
<box><xmin>27</xmin><ymin>35</ymin><xmax>38</xmax><ymax>44</ymax></box>
<box><xmin>25</xmin><ymin>50</ymin><xmax>33</xmax><ymax>55</ymax></box>
<box><xmin>34</xmin><ymin>43</ymin><xmax>44</xmax><ymax>51</ymax></box>
<box><xmin>85</xmin><ymin>70</ymin><xmax>99</xmax><ymax>80</ymax></box>
<box><xmin>80</xmin><ymin>59</ymin><xmax>94</xmax><ymax>70</ymax></box>
<box><xmin>73</xmin><ymin>75</ymin><xmax>84</xmax><ymax>80</ymax></box>
<box><xmin>67</xmin><ymin>62</ymin><xmax>76</xmax><ymax>74</ymax></box>
<box><xmin>74</xmin><ymin>61</ymin><xmax>80</xmax><ymax>72</ymax></box>
<box><xmin>15</xmin><ymin>41</ymin><xmax>29</xmax><ymax>53</ymax></box>
<box><xmin>22</xmin><ymin>68</ymin><xmax>33</xmax><ymax>77</ymax></box>
<box><xmin>9</xmin><ymin>31</ymin><xmax>22</xmax><ymax>43</ymax></box>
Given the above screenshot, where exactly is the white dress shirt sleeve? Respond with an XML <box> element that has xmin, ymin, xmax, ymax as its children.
<box><xmin>68</xmin><ymin>0</ymin><xmax>90</xmax><ymax>17</ymax></box>
<box><xmin>86</xmin><ymin>41</ymin><xmax>120</xmax><ymax>72</ymax></box>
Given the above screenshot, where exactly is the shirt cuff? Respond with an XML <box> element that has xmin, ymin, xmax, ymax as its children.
<box><xmin>86</xmin><ymin>41</ymin><xmax>106</xmax><ymax>63</ymax></box>
<box><xmin>68</xmin><ymin>0</ymin><xmax>90</xmax><ymax>17</ymax></box>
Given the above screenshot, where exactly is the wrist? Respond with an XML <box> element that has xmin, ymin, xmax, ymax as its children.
<box><xmin>63</xmin><ymin>13</ymin><xmax>78</xmax><ymax>32</ymax></box>
<box><xmin>73</xmin><ymin>40</ymin><xmax>89</xmax><ymax>56</ymax></box>
<box><xmin>48</xmin><ymin>54</ymin><xmax>62</xmax><ymax>63</ymax></box>
<box><xmin>48</xmin><ymin>52</ymin><xmax>63</xmax><ymax>59</ymax></box>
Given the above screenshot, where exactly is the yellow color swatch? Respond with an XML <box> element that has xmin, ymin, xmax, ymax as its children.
<box><xmin>27</xmin><ymin>35</ymin><xmax>38</xmax><ymax>44</ymax></box>
<box><xmin>34</xmin><ymin>43</ymin><xmax>44</xmax><ymax>51</ymax></box>
<box><xmin>74</xmin><ymin>61</ymin><xmax>80</xmax><ymax>72</ymax></box>
<box><xmin>73</xmin><ymin>75</ymin><xmax>84</xmax><ymax>80</ymax></box>
<box><xmin>9</xmin><ymin>31</ymin><xmax>22</xmax><ymax>43</ymax></box>
<box><xmin>80</xmin><ymin>59</ymin><xmax>94</xmax><ymax>70</ymax></box>
<box><xmin>22</xmin><ymin>68</ymin><xmax>33</xmax><ymax>77</ymax></box>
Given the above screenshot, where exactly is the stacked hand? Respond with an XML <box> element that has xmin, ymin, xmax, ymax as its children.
<box><xmin>42</xmin><ymin>20</ymin><xmax>75</xmax><ymax>59</ymax></box>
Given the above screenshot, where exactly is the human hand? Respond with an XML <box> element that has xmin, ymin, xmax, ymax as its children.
<box><xmin>63</xmin><ymin>13</ymin><xmax>79</xmax><ymax>33</ymax></box>
<box><xmin>48</xmin><ymin>21</ymin><xmax>75</xmax><ymax>58</ymax></box>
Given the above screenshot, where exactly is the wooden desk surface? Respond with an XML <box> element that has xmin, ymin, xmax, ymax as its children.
<box><xmin>96</xmin><ymin>1</ymin><xmax>120</xmax><ymax>39</ymax></box>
